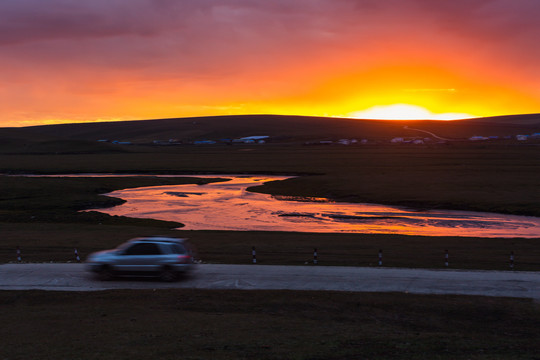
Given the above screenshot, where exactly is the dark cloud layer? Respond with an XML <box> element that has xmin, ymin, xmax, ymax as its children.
<box><xmin>3</xmin><ymin>0</ymin><xmax>539</xmax><ymax>60</ymax></box>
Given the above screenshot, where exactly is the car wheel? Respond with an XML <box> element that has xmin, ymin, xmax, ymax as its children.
<box><xmin>97</xmin><ymin>265</ymin><xmax>114</xmax><ymax>281</ymax></box>
<box><xmin>160</xmin><ymin>267</ymin><xmax>177</xmax><ymax>282</ymax></box>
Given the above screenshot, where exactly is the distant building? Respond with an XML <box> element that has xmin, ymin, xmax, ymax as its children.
<box><xmin>241</xmin><ymin>136</ymin><xmax>269</xmax><ymax>140</ymax></box>
<box><xmin>231</xmin><ymin>136</ymin><xmax>269</xmax><ymax>144</ymax></box>
<box><xmin>112</xmin><ymin>140</ymin><xmax>132</xmax><ymax>145</ymax></box>
<box><xmin>469</xmin><ymin>136</ymin><xmax>488</xmax><ymax>141</ymax></box>
<box><xmin>337</xmin><ymin>139</ymin><xmax>358</xmax><ymax>145</ymax></box>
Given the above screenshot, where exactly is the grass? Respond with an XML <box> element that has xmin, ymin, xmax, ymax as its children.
<box><xmin>0</xmin><ymin>142</ymin><xmax>539</xmax><ymax>270</ymax></box>
<box><xmin>1</xmin><ymin>289</ymin><xmax>539</xmax><ymax>360</ymax></box>
<box><xmin>9</xmin><ymin>114</ymin><xmax>540</xmax><ymax>143</ymax></box>
<box><xmin>0</xmin><ymin>175</ymin><xmax>224</xmax><ymax>223</ymax></box>
<box><xmin>1</xmin><ymin>117</ymin><xmax>540</xmax><ymax>359</ymax></box>
<box><xmin>1</xmin><ymin>144</ymin><xmax>539</xmax><ymax>216</ymax></box>
<box><xmin>2</xmin><ymin>224</ymin><xmax>539</xmax><ymax>271</ymax></box>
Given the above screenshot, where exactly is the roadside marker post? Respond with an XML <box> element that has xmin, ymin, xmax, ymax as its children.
<box><xmin>74</xmin><ymin>248</ymin><xmax>81</xmax><ymax>262</ymax></box>
<box><xmin>313</xmin><ymin>248</ymin><xmax>318</xmax><ymax>265</ymax></box>
<box><xmin>252</xmin><ymin>246</ymin><xmax>256</xmax><ymax>264</ymax></box>
<box><xmin>378</xmin><ymin>249</ymin><xmax>383</xmax><ymax>266</ymax></box>
<box><xmin>16</xmin><ymin>246</ymin><xmax>21</xmax><ymax>262</ymax></box>
<box><xmin>445</xmin><ymin>249</ymin><xmax>449</xmax><ymax>267</ymax></box>
<box><xmin>510</xmin><ymin>251</ymin><xmax>515</xmax><ymax>270</ymax></box>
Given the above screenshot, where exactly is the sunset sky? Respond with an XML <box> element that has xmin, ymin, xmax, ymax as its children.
<box><xmin>2</xmin><ymin>0</ymin><xmax>540</xmax><ymax>127</ymax></box>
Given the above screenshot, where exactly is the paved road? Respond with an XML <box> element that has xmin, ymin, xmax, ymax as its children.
<box><xmin>2</xmin><ymin>263</ymin><xmax>540</xmax><ymax>299</ymax></box>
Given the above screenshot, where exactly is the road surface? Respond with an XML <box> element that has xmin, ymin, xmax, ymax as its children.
<box><xmin>1</xmin><ymin>263</ymin><xmax>540</xmax><ymax>299</ymax></box>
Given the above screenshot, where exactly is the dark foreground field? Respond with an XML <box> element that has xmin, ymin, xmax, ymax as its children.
<box><xmin>1</xmin><ymin>289</ymin><xmax>539</xmax><ymax>360</ymax></box>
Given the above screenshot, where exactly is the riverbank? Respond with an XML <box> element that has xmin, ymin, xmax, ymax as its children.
<box><xmin>1</xmin><ymin>144</ymin><xmax>539</xmax><ymax>218</ymax></box>
<box><xmin>89</xmin><ymin>175</ymin><xmax>540</xmax><ymax>238</ymax></box>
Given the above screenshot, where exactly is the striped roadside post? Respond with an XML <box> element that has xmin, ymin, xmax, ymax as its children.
<box><xmin>445</xmin><ymin>249</ymin><xmax>449</xmax><ymax>267</ymax></box>
<box><xmin>16</xmin><ymin>246</ymin><xmax>21</xmax><ymax>262</ymax></box>
<box><xmin>378</xmin><ymin>249</ymin><xmax>383</xmax><ymax>266</ymax></box>
<box><xmin>74</xmin><ymin>248</ymin><xmax>81</xmax><ymax>262</ymax></box>
<box><xmin>510</xmin><ymin>251</ymin><xmax>514</xmax><ymax>270</ymax></box>
<box><xmin>252</xmin><ymin>246</ymin><xmax>256</xmax><ymax>264</ymax></box>
<box><xmin>313</xmin><ymin>248</ymin><xmax>318</xmax><ymax>265</ymax></box>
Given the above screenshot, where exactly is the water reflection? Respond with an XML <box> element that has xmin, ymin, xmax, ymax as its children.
<box><xmin>90</xmin><ymin>175</ymin><xmax>540</xmax><ymax>238</ymax></box>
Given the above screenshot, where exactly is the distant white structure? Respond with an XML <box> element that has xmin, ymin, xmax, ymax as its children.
<box><xmin>516</xmin><ymin>135</ymin><xmax>528</xmax><ymax>141</ymax></box>
<box><xmin>469</xmin><ymin>136</ymin><xmax>488</xmax><ymax>141</ymax></box>
<box><xmin>337</xmin><ymin>139</ymin><xmax>358</xmax><ymax>145</ymax></box>
<box><xmin>232</xmin><ymin>135</ymin><xmax>269</xmax><ymax>144</ymax></box>
<box><xmin>112</xmin><ymin>140</ymin><xmax>132</xmax><ymax>145</ymax></box>
<box><xmin>239</xmin><ymin>136</ymin><xmax>269</xmax><ymax>141</ymax></box>
<box><xmin>391</xmin><ymin>137</ymin><xmax>404</xmax><ymax>143</ymax></box>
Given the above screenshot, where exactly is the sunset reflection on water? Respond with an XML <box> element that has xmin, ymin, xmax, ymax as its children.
<box><xmin>89</xmin><ymin>175</ymin><xmax>540</xmax><ymax>238</ymax></box>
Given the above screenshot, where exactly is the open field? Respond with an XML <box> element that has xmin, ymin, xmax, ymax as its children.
<box><xmin>1</xmin><ymin>144</ymin><xmax>539</xmax><ymax>216</ymax></box>
<box><xmin>2</xmin><ymin>114</ymin><xmax>539</xmax><ymax>218</ymax></box>
<box><xmin>1</xmin><ymin>289</ymin><xmax>539</xmax><ymax>359</ymax></box>
<box><xmin>1</xmin><ymin>115</ymin><xmax>539</xmax><ymax>359</ymax></box>
<box><xmin>4</xmin><ymin>114</ymin><xmax>540</xmax><ymax>143</ymax></box>
<box><xmin>0</xmin><ymin>115</ymin><xmax>539</xmax><ymax>269</ymax></box>
<box><xmin>3</xmin><ymin>223</ymin><xmax>540</xmax><ymax>271</ymax></box>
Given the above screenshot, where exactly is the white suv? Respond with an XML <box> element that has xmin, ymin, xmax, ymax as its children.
<box><xmin>86</xmin><ymin>237</ymin><xmax>195</xmax><ymax>281</ymax></box>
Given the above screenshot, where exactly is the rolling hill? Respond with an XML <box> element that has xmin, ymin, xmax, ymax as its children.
<box><xmin>1</xmin><ymin>114</ymin><xmax>539</xmax><ymax>146</ymax></box>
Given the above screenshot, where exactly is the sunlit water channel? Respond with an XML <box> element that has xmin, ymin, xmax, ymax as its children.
<box><xmin>71</xmin><ymin>174</ymin><xmax>540</xmax><ymax>238</ymax></box>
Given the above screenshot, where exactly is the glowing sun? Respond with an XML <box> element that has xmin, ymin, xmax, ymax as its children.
<box><xmin>348</xmin><ymin>104</ymin><xmax>475</xmax><ymax>120</ymax></box>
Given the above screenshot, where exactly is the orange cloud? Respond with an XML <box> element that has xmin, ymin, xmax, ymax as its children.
<box><xmin>1</xmin><ymin>0</ymin><xmax>540</xmax><ymax>126</ymax></box>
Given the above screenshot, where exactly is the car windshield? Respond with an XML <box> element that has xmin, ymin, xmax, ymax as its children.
<box><xmin>115</xmin><ymin>241</ymin><xmax>133</xmax><ymax>252</ymax></box>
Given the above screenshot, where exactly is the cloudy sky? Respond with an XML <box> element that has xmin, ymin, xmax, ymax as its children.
<box><xmin>1</xmin><ymin>0</ymin><xmax>540</xmax><ymax>126</ymax></box>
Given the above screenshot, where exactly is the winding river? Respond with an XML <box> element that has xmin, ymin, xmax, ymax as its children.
<box><xmin>84</xmin><ymin>175</ymin><xmax>540</xmax><ymax>238</ymax></box>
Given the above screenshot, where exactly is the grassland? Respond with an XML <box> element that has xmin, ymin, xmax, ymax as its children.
<box><xmin>1</xmin><ymin>289</ymin><xmax>540</xmax><ymax>360</ymax></box>
<box><xmin>9</xmin><ymin>114</ymin><xmax>540</xmax><ymax>142</ymax></box>
<box><xmin>1</xmin><ymin>144</ymin><xmax>539</xmax><ymax>269</ymax></box>
<box><xmin>2</xmin><ymin>144</ymin><xmax>540</xmax><ymax>215</ymax></box>
<box><xmin>0</xmin><ymin>115</ymin><xmax>539</xmax><ymax>268</ymax></box>
<box><xmin>1</xmin><ymin>115</ymin><xmax>539</xmax><ymax>358</ymax></box>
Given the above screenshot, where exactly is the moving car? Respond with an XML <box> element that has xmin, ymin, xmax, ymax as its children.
<box><xmin>86</xmin><ymin>237</ymin><xmax>195</xmax><ymax>281</ymax></box>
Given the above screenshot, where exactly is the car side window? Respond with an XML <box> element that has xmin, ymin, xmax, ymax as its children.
<box><xmin>170</xmin><ymin>244</ymin><xmax>186</xmax><ymax>254</ymax></box>
<box><xmin>124</xmin><ymin>243</ymin><xmax>162</xmax><ymax>255</ymax></box>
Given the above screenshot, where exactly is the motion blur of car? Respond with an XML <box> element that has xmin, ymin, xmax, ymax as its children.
<box><xmin>86</xmin><ymin>237</ymin><xmax>195</xmax><ymax>281</ymax></box>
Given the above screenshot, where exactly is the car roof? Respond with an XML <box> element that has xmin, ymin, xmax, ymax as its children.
<box><xmin>129</xmin><ymin>237</ymin><xmax>188</xmax><ymax>244</ymax></box>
